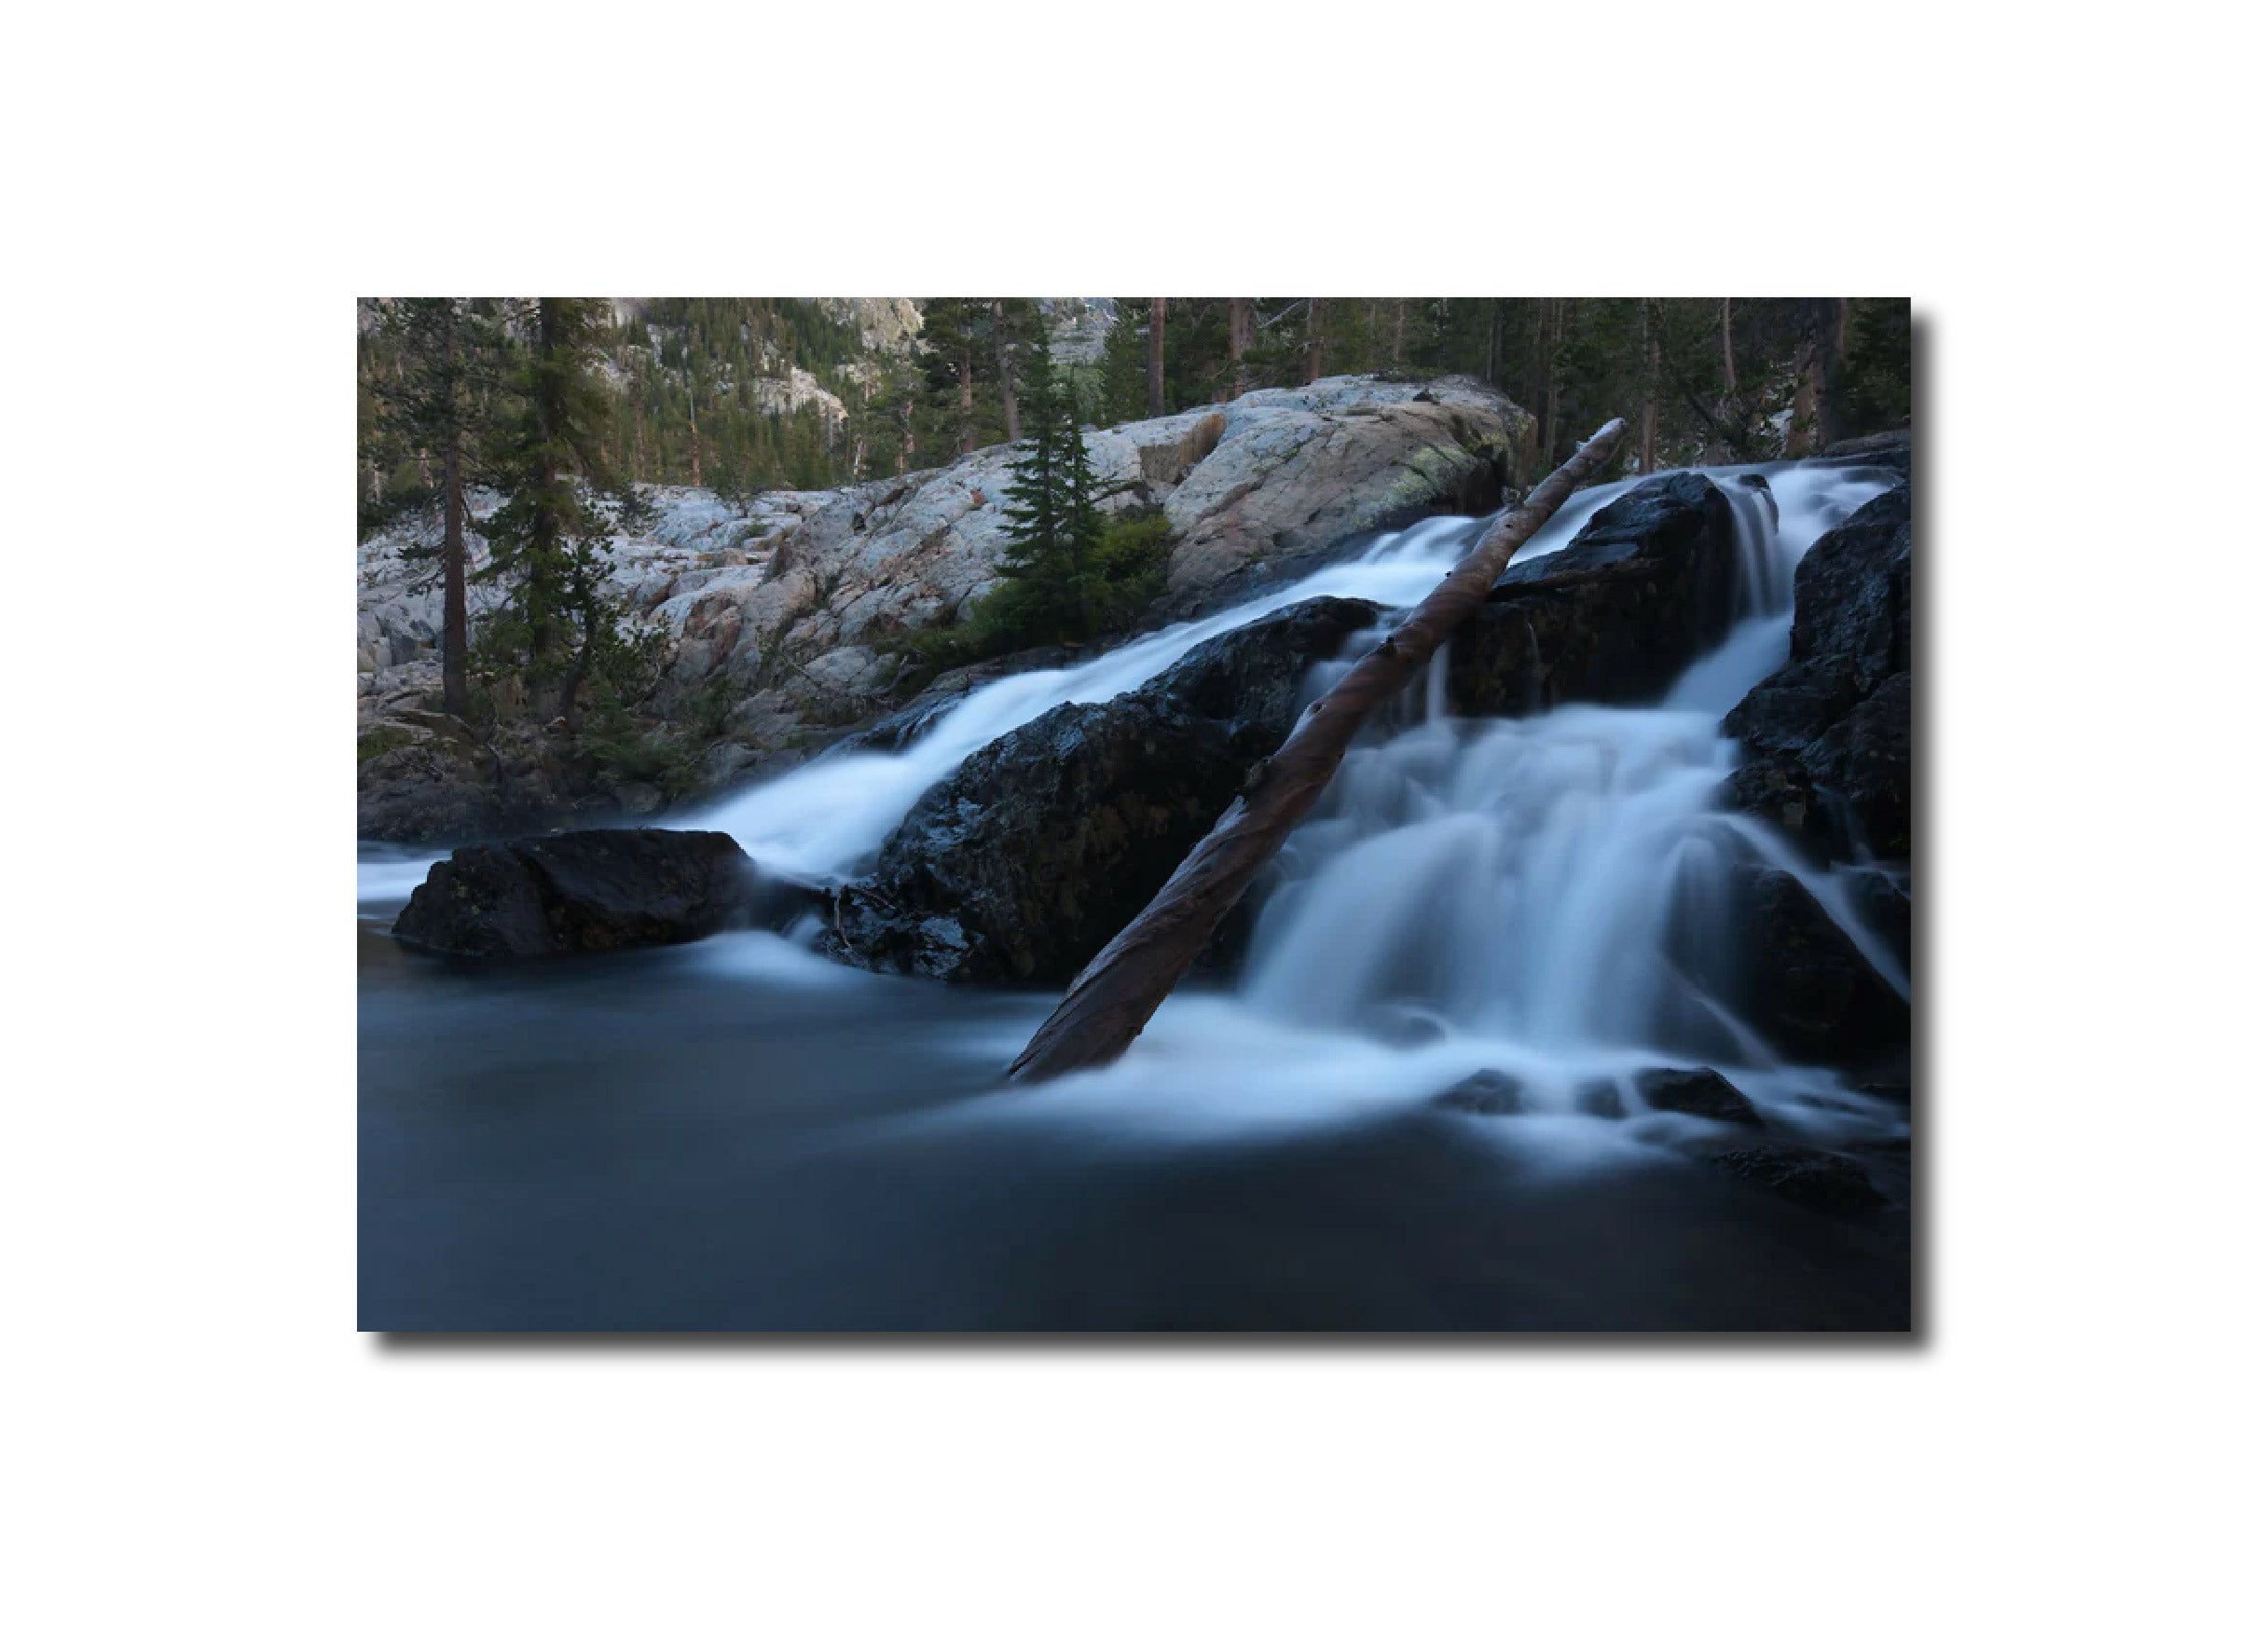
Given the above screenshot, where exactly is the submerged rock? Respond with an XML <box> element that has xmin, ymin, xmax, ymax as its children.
<box><xmin>392</xmin><ymin>828</ymin><xmax>777</xmax><ymax>960</ymax></box>
<box><xmin>1710</xmin><ymin>1146</ymin><xmax>1887</xmax><ymax>1215</ymax></box>
<box><xmin>1448</xmin><ymin>472</ymin><xmax>1741</xmax><ymax>717</ymax></box>
<box><xmin>1576</xmin><ymin>1079</ymin><xmax>1629</xmax><ymax>1119</ymax></box>
<box><xmin>1436</xmin><ymin>1070</ymin><xmax>1530</xmax><ymax>1116</ymax></box>
<box><xmin>1634</xmin><ymin>1066</ymin><xmax>1764</xmax><ymax>1125</ymax></box>
<box><xmin>828</xmin><ymin>597</ymin><xmax>1383</xmax><ymax>982</ymax></box>
<box><xmin>1725</xmin><ymin>485</ymin><xmax>1912</xmax><ymax>861</ymax></box>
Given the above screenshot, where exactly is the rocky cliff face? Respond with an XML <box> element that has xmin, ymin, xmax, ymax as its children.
<box><xmin>358</xmin><ymin>376</ymin><xmax>1531</xmax><ymax>841</ymax></box>
<box><xmin>813</xmin><ymin>296</ymin><xmax>923</xmax><ymax>355</ymax></box>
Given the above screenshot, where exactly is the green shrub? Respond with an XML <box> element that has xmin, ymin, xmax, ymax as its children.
<box><xmin>357</xmin><ymin>725</ymin><xmax>419</xmax><ymax>763</ymax></box>
<box><xmin>919</xmin><ymin>511</ymin><xmax>1175</xmax><ymax>673</ymax></box>
<box><xmin>578</xmin><ymin>702</ymin><xmax>700</xmax><ymax>800</ymax></box>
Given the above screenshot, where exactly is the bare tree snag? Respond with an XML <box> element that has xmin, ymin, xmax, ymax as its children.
<box><xmin>1148</xmin><ymin>297</ymin><xmax>1167</xmax><ymax>417</ymax></box>
<box><xmin>1540</xmin><ymin>298</ymin><xmax>1562</xmax><ymax>463</ymax></box>
<box><xmin>440</xmin><ymin>414</ymin><xmax>468</xmax><ymax>716</ymax></box>
<box><xmin>1720</xmin><ymin>296</ymin><xmax>1738</xmax><ymax>395</ymax></box>
<box><xmin>1304</xmin><ymin>297</ymin><xmax>1326</xmax><ymax>383</ymax></box>
<box><xmin>957</xmin><ymin>343</ymin><xmax>975</xmax><ymax>456</ymax></box>
<box><xmin>1006</xmin><ymin>417</ymin><xmax>1629</xmax><ymax>1084</ymax></box>
<box><xmin>1640</xmin><ymin>300</ymin><xmax>1658</xmax><ymax>474</ymax></box>
<box><xmin>993</xmin><ymin>300</ymin><xmax>1020</xmax><ymax>443</ymax></box>
<box><xmin>1228</xmin><ymin>297</ymin><xmax>1254</xmax><ymax>398</ymax></box>
<box><xmin>1785</xmin><ymin>297</ymin><xmax>1848</xmax><ymax>457</ymax></box>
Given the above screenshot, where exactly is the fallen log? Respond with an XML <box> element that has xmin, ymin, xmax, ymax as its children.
<box><xmin>1007</xmin><ymin>417</ymin><xmax>1628</xmax><ymax>1083</ymax></box>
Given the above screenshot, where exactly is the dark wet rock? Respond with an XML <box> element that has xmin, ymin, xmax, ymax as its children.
<box><xmin>1796</xmin><ymin>672</ymin><xmax>1912</xmax><ymax>861</ymax></box>
<box><xmin>1850</xmin><ymin>1135</ymin><xmax>1913</xmax><ymax>1157</ymax></box>
<box><xmin>1725</xmin><ymin>486</ymin><xmax>1912</xmax><ymax>862</ymax></box>
<box><xmin>1848</xmin><ymin>865</ymin><xmax>1913</xmax><ymax>976</ymax></box>
<box><xmin>828</xmin><ymin>473</ymin><xmax>1780</xmax><ymax>988</ymax></box>
<box><xmin>1436</xmin><ymin>1070</ymin><xmax>1529</xmax><ymax>1116</ymax></box>
<box><xmin>1730</xmin><ymin>866</ymin><xmax>1910</xmax><ymax>1065</ymax></box>
<box><xmin>1734</xmin><ymin>470</ymin><xmax>1780</xmax><ymax>518</ymax></box>
<box><xmin>1818</xmin><ymin>427</ymin><xmax>1913</xmax><ymax>478</ymax></box>
<box><xmin>1575</xmin><ymin>1079</ymin><xmax>1629</xmax><ymax>1120</ymax></box>
<box><xmin>1635</xmin><ymin>1065</ymin><xmax>1764</xmax><ymax>1125</ymax></box>
<box><xmin>392</xmin><ymin>828</ymin><xmax>772</xmax><ymax>960</ymax></box>
<box><xmin>1710</xmin><ymin>1145</ymin><xmax>1886</xmax><ymax>1215</ymax></box>
<box><xmin>828</xmin><ymin>597</ymin><xmax>1382</xmax><ymax>982</ymax></box>
<box><xmin>1450</xmin><ymin>472</ymin><xmax>1742</xmax><ymax>717</ymax></box>
<box><xmin>1723</xmin><ymin>756</ymin><xmax>1834</xmax><ymax>860</ymax></box>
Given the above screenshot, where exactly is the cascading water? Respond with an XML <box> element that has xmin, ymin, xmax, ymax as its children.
<box><xmin>352</xmin><ymin>502</ymin><xmax>1596</xmax><ymax>912</ymax></box>
<box><xmin>944</xmin><ymin>461</ymin><xmax>1907</xmax><ymax>1147</ymax></box>
<box><xmin>693</xmin><ymin>484</ymin><xmax>1629</xmax><ymax>881</ymax></box>
<box><xmin>360</xmin><ymin>460</ymin><xmax>1906</xmax><ymax>1150</ymax></box>
<box><xmin>1224</xmin><ymin>466</ymin><xmax>1905</xmax><ymax>1120</ymax></box>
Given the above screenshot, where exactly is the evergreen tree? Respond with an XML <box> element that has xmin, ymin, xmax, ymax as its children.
<box><xmin>997</xmin><ymin>322</ymin><xmax>1071</xmax><ymax>633</ymax></box>
<box><xmin>1056</xmin><ymin>378</ymin><xmax>1105</xmax><ymax>633</ymax></box>
<box><xmin>994</xmin><ymin>323</ymin><xmax>1109</xmax><ymax>643</ymax></box>
<box><xmin>479</xmin><ymin>298</ymin><xmax>648</xmax><ymax>732</ymax></box>
<box><xmin>1095</xmin><ymin>295</ymin><xmax>1152</xmax><ymax>425</ymax></box>
<box><xmin>845</xmin><ymin>351</ymin><xmax>918</xmax><ymax>480</ymax></box>
<box><xmin>372</xmin><ymin>298</ymin><xmax>503</xmax><ymax>716</ymax></box>
<box><xmin>914</xmin><ymin>297</ymin><xmax>993</xmax><ymax>461</ymax></box>
<box><xmin>1835</xmin><ymin>297</ymin><xmax>1911</xmax><ymax>433</ymax></box>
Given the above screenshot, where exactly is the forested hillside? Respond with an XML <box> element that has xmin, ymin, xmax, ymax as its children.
<box><xmin>359</xmin><ymin>296</ymin><xmax>1908</xmax><ymax>535</ymax></box>
<box><xmin>355</xmin><ymin>294</ymin><xmax>1907</xmax><ymax>843</ymax></box>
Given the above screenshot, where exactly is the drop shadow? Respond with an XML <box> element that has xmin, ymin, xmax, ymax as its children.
<box><xmin>1906</xmin><ymin>304</ymin><xmax>1936</xmax><ymax>1348</ymax></box>
<box><xmin>376</xmin><ymin>1327</ymin><xmax>1917</xmax><ymax>1354</ymax></box>
<box><xmin>366</xmin><ymin>306</ymin><xmax>1937</xmax><ymax>1356</ymax></box>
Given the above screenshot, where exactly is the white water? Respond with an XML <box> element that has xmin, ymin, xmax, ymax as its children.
<box><xmin>359</xmin><ymin>459</ymin><xmax>1906</xmax><ymax>1147</ymax></box>
<box><xmin>694</xmin><ymin>482</ymin><xmax>1629</xmax><ymax>880</ymax></box>
<box><xmin>356</xmin><ymin>482</ymin><xmax>1629</xmax><ymax>910</ymax></box>
<box><xmin>942</xmin><ymin>461</ymin><xmax>1905</xmax><ymax>1149</ymax></box>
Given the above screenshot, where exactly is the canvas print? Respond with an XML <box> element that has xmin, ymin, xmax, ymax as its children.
<box><xmin>358</xmin><ymin>297</ymin><xmax>1914</xmax><ymax>1332</ymax></box>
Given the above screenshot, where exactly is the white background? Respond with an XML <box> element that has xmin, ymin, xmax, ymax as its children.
<box><xmin>5</xmin><ymin>3</ymin><xmax>2261</xmax><ymax>1624</ymax></box>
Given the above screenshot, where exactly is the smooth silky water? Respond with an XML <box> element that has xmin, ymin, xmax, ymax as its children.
<box><xmin>359</xmin><ymin>461</ymin><xmax>1911</xmax><ymax>1331</ymax></box>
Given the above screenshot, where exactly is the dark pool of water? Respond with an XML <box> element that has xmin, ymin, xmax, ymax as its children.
<box><xmin>360</xmin><ymin>926</ymin><xmax>1913</xmax><ymax>1335</ymax></box>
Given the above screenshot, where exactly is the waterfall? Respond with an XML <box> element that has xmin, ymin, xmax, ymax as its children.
<box><xmin>361</xmin><ymin>459</ymin><xmax>1904</xmax><ymax>1138</ymax></box>
<box><xmin>689</xmin><ymin>482</ymin><xmax>1629</xmax><ymax>881</ymax></box>
<box><xmin>1175</xmin><ymin>461</ymin><xmax>1904</xmax><ymax>1129</ymax></box>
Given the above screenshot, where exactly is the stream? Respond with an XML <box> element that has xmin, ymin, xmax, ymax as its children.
<box><xmin>360</xmin><ymin>459</ymin><xmax>1911</xmax><ymax>1332</ymax></box>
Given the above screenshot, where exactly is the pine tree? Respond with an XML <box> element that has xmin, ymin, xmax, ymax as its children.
<box><xmin>914</xmin><ymin>297</ymin><xmax>992</xmax><ymax>461</ymax></box>
<box><xmin>1056</xmin><ymin>378</ymin><xmax>1105</xmax><ymax>634</ymax></box>
<box><xmin>995</xmin><ymin>322</ymin><xmax>1108</xmax><ymax>643</ymax></box>
<box><xmin>1095</xmin><ymin>295</ymin><xmax>1152</xmax><ymax>426</ymax></box>
<box><xmin>998</xmin><ymin>322</ymin><xmax>1069</xmax><ymax>633</ymax></box>
<box><xmin>373</xmin><ymin>298</ymin><xmax>503</xmax><ymax>716</ymax></box>
<box><xmin>479</xmin><ymin>298</ymin><xmax>645</xmax><ymax>732</ymax></box>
